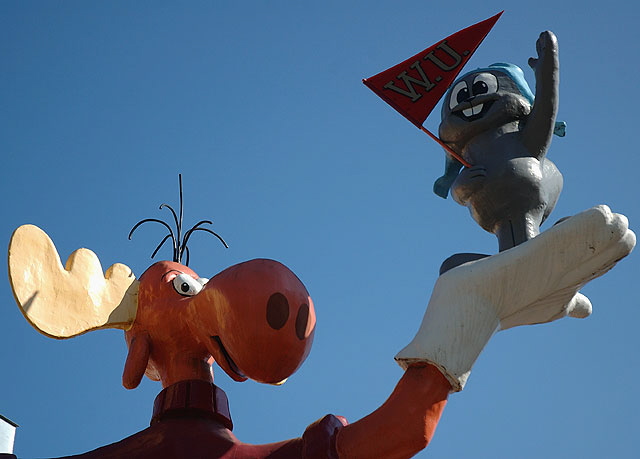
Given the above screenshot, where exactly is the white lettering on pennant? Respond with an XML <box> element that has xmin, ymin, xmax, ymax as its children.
<box><xmin>383</xmin><ymin>60</ymin><xmax>435</xmax><ymax>102</ymax></box>
<box><xmin>383</xmin><ymin>40</ymin><xmax>467</xmax><ymax>102</ymax></box>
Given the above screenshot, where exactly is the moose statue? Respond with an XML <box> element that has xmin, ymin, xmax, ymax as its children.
<box><xmin>5</xmin><ymin>174</ymin><xmax>634</xmax><ymax>458</ymax></box>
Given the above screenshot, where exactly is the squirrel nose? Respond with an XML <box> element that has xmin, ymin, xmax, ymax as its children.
<box><xmin>462</xmin><ymin>95</ymin><xmax>475</xmax><ymax>104</ymax></box>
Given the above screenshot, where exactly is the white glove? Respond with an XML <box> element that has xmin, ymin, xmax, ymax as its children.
<box><xmin>395</xmin><ymin>205</ymin><xmax>635</xmax><ymax>391</ymax></box>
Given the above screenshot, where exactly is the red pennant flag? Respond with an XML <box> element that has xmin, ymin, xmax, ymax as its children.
<box><xmin>363</xmin><ymin>12</ymin><xmax>502</xmax><ymax>129</ymax></box>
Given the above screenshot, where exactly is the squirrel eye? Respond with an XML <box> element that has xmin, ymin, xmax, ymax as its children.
<box><xmin>472</xmin><ymin>73</ymin><xmax>498</xmax><ymax>96</ymax></box>
<box><xmin>449</xmin><ymin>80</ymin><xmax>469</xmax><ymax>109</ymax></box>
<box><xmin>172</xmin><ymin>273</ymin><xmax>203</xmax><ymax>297</ymax></box>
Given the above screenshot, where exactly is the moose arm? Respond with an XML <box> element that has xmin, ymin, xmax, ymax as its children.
<box><xmin>335</xmin><ymin>363</ymin><xmax>450</xmax><ymax>459</ymax></box>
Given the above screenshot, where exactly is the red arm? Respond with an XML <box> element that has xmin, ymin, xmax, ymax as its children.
<box><xmin>335</xmin><ymin>363</ymin><xmax>451</xmax><ymax>459</ymax></box>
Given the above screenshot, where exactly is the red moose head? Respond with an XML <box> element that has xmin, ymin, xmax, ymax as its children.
<box><xmin>8</xmin><ymin>178</ymin><xmax>316</xmax><ymax>390</ymax></box>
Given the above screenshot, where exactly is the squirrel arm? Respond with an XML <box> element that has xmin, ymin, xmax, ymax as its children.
<box><xmin>523</xmin><ymin>31</ymin><xmax>560</xmax><ymax>158</ymax></box>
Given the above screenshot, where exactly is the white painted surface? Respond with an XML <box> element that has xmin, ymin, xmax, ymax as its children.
<box><xmin>0</xmin><ymin>415</ymin><xmax>17</xmax><ymax>454</ymax></box>
<box><xmin>396</xmin><ymin>205</ymin><xmax>635</xmax><ymax>391</ymax></box>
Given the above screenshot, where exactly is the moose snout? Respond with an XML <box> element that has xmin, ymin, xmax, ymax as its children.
<box><xmin>189</xmin><ymin>259</ymin><xmax>316</xmax><ymax>384</ymax></box>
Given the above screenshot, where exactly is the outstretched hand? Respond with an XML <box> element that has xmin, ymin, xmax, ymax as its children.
<box><xmin>528</xmin><ymin>31</ymin><xmax>558</xmax><ymax>81</ymax></box>
<box><xmin>396</xmin><ymin>205</ymin><xmax>635</xmax><ymax>391</ymax></box>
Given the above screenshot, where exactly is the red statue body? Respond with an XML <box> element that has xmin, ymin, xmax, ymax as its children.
<box><xmin>25</xmin><ymin>259</ymin><xmax>448</xmax><ymax>459</ymax></box>
<box><xmin>87</xmin><ymin>259</ymin><xmax>450</xmax><ymax>459</ymax></box>
<box><xmin>6</xmin><ymin>167</ymin><xmax>457</xmax><ymax>459</ymax></box>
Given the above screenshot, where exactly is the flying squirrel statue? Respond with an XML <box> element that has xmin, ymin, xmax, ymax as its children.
<box><xmin>434</xmin><ymin>31</ymin><xmax>566</xmax><ymax>253</ymax></box>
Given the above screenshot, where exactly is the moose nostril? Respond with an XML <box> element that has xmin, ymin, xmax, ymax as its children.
<box><xmin>266</xmin><ymin>292</ymin><xmax>289</xmax><ymax>330</ymax></box>
<box><xmin>295</xmin><ymin>303</ymin><xmax>310</xmax><ymax>340</ymax></box>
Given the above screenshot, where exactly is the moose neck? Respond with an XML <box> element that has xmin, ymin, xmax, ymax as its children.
<box><xmin>151</xmin><ymin>379</ymin><xmax>233</xmax><ymax>430</ymax></box>
<box><xmin>156</xmin><ymin>352</ymin><xmax>214</xmax><ymax>388</ymax></box>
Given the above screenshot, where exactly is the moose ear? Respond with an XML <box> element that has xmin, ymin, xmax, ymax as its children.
<box><xmin>123</xmin><ymin>332</ymin><xmax>152</xmax><ymax>389</ymax></box>
<box><xmin>8</xmin><ymin>224</ymin><xmax>139</xmax><ymax>338</ymax></box>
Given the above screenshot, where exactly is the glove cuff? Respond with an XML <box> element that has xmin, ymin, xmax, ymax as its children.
<box><xmin>395</xmin><ymin>273</ymin><xmax>499</xmax><ymax>391</ymax></box>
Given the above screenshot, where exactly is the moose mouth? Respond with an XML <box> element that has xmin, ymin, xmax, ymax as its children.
<box><xmin>211</xmin><ymin>336</ymin><xmax>246</xmax><ymax>380</ymax></box>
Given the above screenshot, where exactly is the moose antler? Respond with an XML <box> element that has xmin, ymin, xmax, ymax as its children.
<box><xmin>8</xmin><ymin>225</ymin><xmax>139</xmax><ymax>338</ymax></box>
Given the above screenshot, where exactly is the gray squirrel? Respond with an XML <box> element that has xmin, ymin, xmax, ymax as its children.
<box><xmin>435</xmin><ymin>31</ymin><xmax>566</xmax><ymax>253</ymax></box>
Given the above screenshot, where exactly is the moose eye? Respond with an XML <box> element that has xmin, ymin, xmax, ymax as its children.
<box><xmin>172</xmin><ymin>273</ymin><xmax>204</xmax><ymax>297</ymax></box>
<box><xmin>472</xmin><ymin>73</ymin><xmax>498</xmax><ymax>96</ymax></box>
<box><xmin>449</xmin><ymin>80</ymin><xmax>470</xmax><ymax>109</ymax></box>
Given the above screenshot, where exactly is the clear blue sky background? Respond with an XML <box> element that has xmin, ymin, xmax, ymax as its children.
<box><xmin>1</xmin><ymin>2</ymin><xmax>638</xmax><ymax>458</ymax></box>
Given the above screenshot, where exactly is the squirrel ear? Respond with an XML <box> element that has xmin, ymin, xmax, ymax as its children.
<box><xmin>122</xmin><ymin>333</ymin><xmax>151</xmax><ymax>390</ymax></box>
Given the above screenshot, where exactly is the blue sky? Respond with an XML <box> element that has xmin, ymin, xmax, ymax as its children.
<box><xmin>1</xmin><ymin>1</ymin><xmax>638</xmax><ymax>458</ymax></box>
